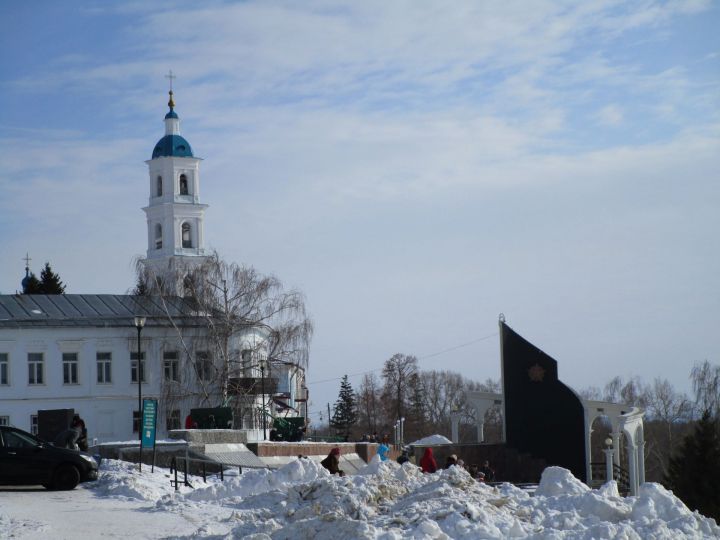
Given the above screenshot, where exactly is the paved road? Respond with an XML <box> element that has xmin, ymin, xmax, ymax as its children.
<box><xmin>0</xmin><ymin>485</ymin><xmax>199</xmax><ymax>539</ymax></box>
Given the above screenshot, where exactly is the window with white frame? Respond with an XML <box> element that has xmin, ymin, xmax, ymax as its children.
<box><xmin>0</xmin><ymin>416</ymin><xmax>9</xmax><ymax>426</ymax></box>
<box><xmin>166</xmin><ymin>409</ymin><xmax>181</xmax><ymax>431</ymax></box>
<box><xmin>31</xmin><ymin>414</ymin><xmax>38</xmax><ymax>435</ymax></box>
<box><xmin>97</xmin><ymin>352</ymin><xmax>112</xmax><ymax>384</ymax></box>
<box><xmin>63</xmin><ymin>352</ymin><xmax>79</xmax><ymax>385</ymax></box>
<box><xmin>179</xmin><ymin>173</ymin><xmax>188</xmax><ymax>195</ymax></box>
<box><xmin>156</xmin><ymin>175</ymin><xmax>163</xmax><ymax>197</ymax></box>
<box><xmin>28</xmin><ymin>353</ymin><xmax>44</xmax><ymax>385</ymax></box>
<box><xmin>0</xmin><ymin>353</ymin><xmax>8</xmax><ymax>385</ymax></box>
<box><xmin>194</xmin><ymin>351</ymin><xmax>213</xmax><ymax>381</ymax></box>
<box><xmin>131</xmin><ymin>351</ymin><xmax>146</xmax><ymax>383</ymax></box>
<box><xmin>181</xmin><ymin>222</ymin><xmax>192</xmax><ymax>248</ymax></box>
<box><xmin>163</xmin><ymin>351</ymin><xmax>179</xmax><ymax>382</ymax></box>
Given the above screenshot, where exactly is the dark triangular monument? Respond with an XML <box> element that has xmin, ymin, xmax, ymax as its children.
<box><xmin>500</xmin><ymin>320</ymin><xmax>586</xmax><ymax>482</ymax></box>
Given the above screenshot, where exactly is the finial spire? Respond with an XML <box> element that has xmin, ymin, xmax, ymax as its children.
<box><xmin>165</xmin><ymin>70</ymin><xmax>177</xmax><ymax>110</ymax></box>
<box><xmin>165</xmin><ymin>69</ymin><xmax>176</xmax><ymax>91</ymax></box>
<box><xmin>23</xmin><ymin>252</ymin><xmax>31</xmax><ymax>277</ymax></box>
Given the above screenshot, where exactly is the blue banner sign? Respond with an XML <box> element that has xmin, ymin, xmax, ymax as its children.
<box><xmin>141</xmin><ymin>399</ymin><xmax>157</xmax><ymax>449</ymax></box>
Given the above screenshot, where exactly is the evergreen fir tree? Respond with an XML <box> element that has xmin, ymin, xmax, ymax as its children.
<box><xmin>665</xmin><ymin>410</ymin><xmax>720</xmax><ymax>520</ymax></box>
<box><xmin>38</xmin><ymin>262</ymin><xmax>66</xmax><ymax>294</ymax></box>
<box><xmin>132</xmin><ymin>275</ymin><xmax>149</xmax><ymax>296</ymax></box>
<box><xmin>330</xmin><ymin>375</ymin><xmax>358</xmax><ymax>440</ymax></box>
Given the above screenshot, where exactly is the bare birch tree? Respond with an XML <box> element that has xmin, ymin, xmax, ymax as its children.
<box><xmin>134</xmin><ymin>252</ymin><xmax>313</xmax><ymax>427</ymax></box>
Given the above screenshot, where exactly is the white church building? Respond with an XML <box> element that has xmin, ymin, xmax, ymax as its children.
<box><xmin>0</xmin><ymin>91</ymin><xmax>308</xmax><ymax>443</ymax></box>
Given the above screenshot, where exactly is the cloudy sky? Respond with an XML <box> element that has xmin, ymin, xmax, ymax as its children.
<box><xmin>1</xmin><ymin>1</ymin><xmax>718</xmax><ymax>422</ymax></box>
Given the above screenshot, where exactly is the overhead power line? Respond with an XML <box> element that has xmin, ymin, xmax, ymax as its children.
<box><xmin>306</xmin><ymin>331</ymin><xmax>498</xmax><ymax>387</ymax></box>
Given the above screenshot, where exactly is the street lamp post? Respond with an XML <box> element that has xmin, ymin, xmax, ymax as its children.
<box><xmin>259</xmin><ymin>358</ymin><xmax>267</xmax><ymax>441</ymax></box>
<box><xmin>134</xmin><ymin>316</ymin><xmax>146</xmax><ymax>471</ymax></box>
<box><xmin>604</xmin><ymin>437</ymin><xmax>614</xmax><ymax>484</ymax></box>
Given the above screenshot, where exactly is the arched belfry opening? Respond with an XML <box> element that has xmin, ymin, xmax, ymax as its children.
<box><xmin>181</xmin><ymin>222</ymin><xmax>192</xmax><ymax>248</ymax></box>
<box><xmin>155</xmin><ymin>223</ymin><xmax>162</xmax><ymax>249</ymax></box>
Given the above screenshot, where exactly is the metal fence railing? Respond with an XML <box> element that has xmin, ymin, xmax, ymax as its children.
<box><xmin>168</xmin><ymin>455</ymin><xmax>267</xmax><ymax>491</ymax></box>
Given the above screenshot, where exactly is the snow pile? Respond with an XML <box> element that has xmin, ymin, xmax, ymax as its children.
<box><xmin>183</xmin><ymin>457</ymin><xmax>330</xmax><ymax>501</ymax></box>
<box><xmin>92</xmin><ymin>458</ymin><xmax>189</xmax><ymax>500</ymax></box>
<box><xmin>535</xmin><ymin>466</ymin><xmax>590</xmax><ymax>496</ymax></box>
<box><xmin>409</xmin><ymin>434</ymin><xmax>452</xmax><ymax>446</ymax></box>
<box><xmin>5</xmin><ymin>457</ymin><xmax>717</xmax><ymax>538</ymax></box>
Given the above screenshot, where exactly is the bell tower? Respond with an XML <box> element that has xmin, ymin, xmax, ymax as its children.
<box><xmin>142</xmin><ymin>87</ymin><xmax>208</xmax><ymax>289</ymax></box>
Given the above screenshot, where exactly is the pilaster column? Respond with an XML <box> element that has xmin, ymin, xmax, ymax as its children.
<box><xmin>627</xmin><ymin>442</ymin><xmax>638</xmax><ymax>496</ymax></box>
<box><xmin>477</xmin><ymin>421</ymin><xmax>485</xmax><ymax>443</ymax></box>
<box><xmin>450</xmin><ymin>412</ymin><xmax>460</xmax><ymax>443</ymax></box>
<box><xmin>611</xmin><ymin>431</ymin><xmax>621</xmax><ymax>465</ymax></box>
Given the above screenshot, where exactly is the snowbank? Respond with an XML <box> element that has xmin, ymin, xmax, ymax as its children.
<box><xmin>2</xmin><ymin>458</ymin><xmax>718</xmax><ymax>539</ymax></box>
<box><xmin>94</xmin><ymin>456</ymin><xmax>720</xmax><ymax>540</ymax></box>
<box><xmin>409</xmin><ymin>434</ymin><xmax>452</xmax><ymax>446</ymax></box>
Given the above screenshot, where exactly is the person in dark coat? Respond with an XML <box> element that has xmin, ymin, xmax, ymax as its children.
<box><xmin>397</xmin><ymin>449</ymin><xmax>410</xmax><ymax>464</ymax></box>
<box><xmin>445</xmin><ymin>454</ymin><xmax>458</xmax><ymax>469</ymax></box>
<box><xmin>321</xmin><ymin>447</ymin><xmax>345</xmax><ymax>476</ymax></box>
<box><xmin>72</xmin><ymin>414</ymin><xmax>88</xmax><ymax>451</ymax></box>
<box><xmin>419</xmin><ymin>448</ymin><xmax>437</xmax><ymax>473</ymax></box>
<box><xmin>53</xmin><ymin>426</ymin><xmax>79</xmax><ymax>450</ymax></box>
<box><xmin>480</xmin><ymin>460</ymin><xmax>495</xmax><ymax>481</ymax></box>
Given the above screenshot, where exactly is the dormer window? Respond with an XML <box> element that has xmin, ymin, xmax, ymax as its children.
<box><xmin>179</xmin><ymin>174</ymin><xmax>188</xmax><ymax>195</ymax></box>
<box><xmin>182</xmin><ymin>222</ymin><xmax>192</xmax><ymax>248</ymax></box>
<box><xmin>156</xmin><ymin>176</ymin><xmax>163</xmax><ymax>197</ymax></box>
<box><xmin>155</xmin><ymin>223</ymin><xmax>162</xmax><ymax>249</ymax></box>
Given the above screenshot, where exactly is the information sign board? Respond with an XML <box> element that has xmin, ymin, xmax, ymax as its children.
<box><xmin>141</xmin><ymin>399</ymin><xmax>157</xmax><ymax>449</ymax></box>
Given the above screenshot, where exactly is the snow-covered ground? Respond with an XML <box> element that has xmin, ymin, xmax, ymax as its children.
<box><xmin>1</xmin><ymin>457</ymin><xmax>718</xmax><ymax>539</ymax></box>
<box><xmin>409</xmin><ymin>434</ymin><xmax>453</xmax><ymax>446</ymax></box>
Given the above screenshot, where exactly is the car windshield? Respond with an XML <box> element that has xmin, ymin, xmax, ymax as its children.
<box><xmin>2</xmin><ymin>429</ymin><xmax>40</xmax><ymax>449</ymax></box>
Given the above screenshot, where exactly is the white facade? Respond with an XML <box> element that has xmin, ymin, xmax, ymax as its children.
<box><xmin>0</xmin><ymin>90</ymin><xmax>307</xmax><ymax>444</ymax></box>
<box><xmin>0</xmin><ymin>322</ymin><xmax>184</xmax><ymax>442</ymax></box>
<box><xmin>0</xmin><ymin>309</ymin><xmax>305</xmax><ymax>444</ymax></box>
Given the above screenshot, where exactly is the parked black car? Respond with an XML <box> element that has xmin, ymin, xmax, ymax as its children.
<box><xmin>0</xmin><ymin>425</ymin><xmax>98</xmax><ymax>490</ymax></box>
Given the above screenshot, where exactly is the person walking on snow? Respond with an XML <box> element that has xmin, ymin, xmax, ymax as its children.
<box><xmin>321</xmin><ymin>447</ymin><xmax>345</xmax><ymax>476</ymax></box>
<box><xmin>420</xmin><ymin>447</ymin><xmax>437</xmax><ymax>473</ymax></box>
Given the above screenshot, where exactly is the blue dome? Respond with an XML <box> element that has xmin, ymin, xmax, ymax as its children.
<box><xmin>165</xmin><ymin>109</ymin><xmax>179</xmax><ymax>119</ymax></box>
<box><xmin>152</xmin><ymin>134</ymin><xmax>194</xmax><ymax>159</ymax></box>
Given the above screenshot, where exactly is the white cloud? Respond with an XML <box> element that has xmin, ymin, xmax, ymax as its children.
<box><xmin>595</xmin><ymin>104</ymin><xmax>624</xmax><ymax>126</ymax></box>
